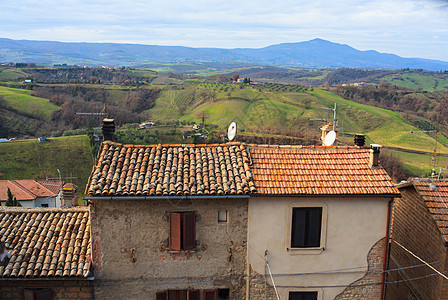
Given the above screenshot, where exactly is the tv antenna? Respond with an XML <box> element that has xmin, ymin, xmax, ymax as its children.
<box><xmin>228</xmin><ymin>122</ymin><xmax>237</xmax><ymax>141</ymax></box>
<box><xmin>310</xmin><ymin>103</ymin><xmax>338</xmax><ymax>130</ymax></box>
<box><xmin>411</xmin><ymin>115</ymin><xmax>440</xmax><ymax>178</ymax></box>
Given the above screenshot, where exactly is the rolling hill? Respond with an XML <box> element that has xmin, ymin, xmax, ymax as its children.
<box><xmin>1</xmin><ymin>38</ymin><xmax>448</xmax><ymax>71</ymax></box>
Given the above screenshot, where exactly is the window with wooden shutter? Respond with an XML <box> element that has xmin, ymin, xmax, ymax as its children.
<box><xmin>156</xmin><ymin>291</ymin><xmax>167</xmax><ymax>300</ymax></box>
<box><xmin>169</xmin><ymin>213</ymin><xmax>182</xmax><ymax>251</ymax></box>
<box><xmin>203</xmin><ymin>289</ymin><xmax>217</xmax><ymax>300</ymax></box>
<box><xmin>169</xmin><ymin>211</ymin><xmax>196</xmax><ymax>251</ymax></box>
<box><xmin>188</xmin><ymin>290</ymin><xmax>200</xmax><ymax>300</ymax></box>
<box><xmin>183</xmin><ymin>211</ymin><xmax>196</xmax><ymax>250</ymax></box>
<box><xmin>23</xmin><ymin>288</ymin><xmax>53</xmax><ymax>300</ymax></box>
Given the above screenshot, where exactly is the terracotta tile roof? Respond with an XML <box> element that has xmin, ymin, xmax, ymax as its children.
<box><xmin>0</xmin><ymin>207</ymin><xmax>91</xmax><ymax>278</ymax></box>
<box><xmin>0</xmin><ymin>180</ymin><xmax>60</xmax><ymax>202</ymax></box>
<box><xmin>407</xmin><ymin>179</ymin><xmax>448</xmax><ymax>243</ymax></box>
<box><xmin>37</xmin><ymin>180</ymin><xmax>64</xmax><ymax>195</ymax></box>
<box><xmin>86</xmin><ymin>141</ymin><xmax>256</xmax><ymax>196</ymax></box>
<box><xmin>86</xmin><ymin>142</ymin><xmax>399</xmax><ymax>197</ymax></box>
<box><xmin>248</xmin><ymin>145</ymin><xmax>399</xmax><ymax>196</ymax></box>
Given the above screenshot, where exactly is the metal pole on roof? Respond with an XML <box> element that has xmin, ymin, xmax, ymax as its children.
<box><xmin>57</xmin><ymin>169</ymin><xmax>62</xmax><ymax>207</ymax></box>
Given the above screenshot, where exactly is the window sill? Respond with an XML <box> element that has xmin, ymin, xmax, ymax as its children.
<box><xmin>168</xmin><ymin>248</ymin><xmax>199</xmax><ymax>254</ymax></box>
<box><xmin>286</xmin><ymin>247</ymin><xmax>325</xmax><ymax>255</ymax></box>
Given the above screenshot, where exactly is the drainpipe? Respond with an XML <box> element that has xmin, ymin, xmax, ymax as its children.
<box><xmin>381</xmin><ymin>199</ymin><xmax>393</xmax><ymax>300</ymax></box>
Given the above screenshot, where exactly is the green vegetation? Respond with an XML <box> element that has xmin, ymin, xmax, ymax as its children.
<box><xmin>0</xmin><ymin>135</ymin><xmax>94</xmax><ymax>197</ymax></box>
<box><xmin>0</xmin><ymin>68</ymin><xmax>28</xmax><ymax>81</ymax></box>
<box><xmin>383</xmin><ymin>71</ymin><xmax>448</xmax><ymax>91</ymax></box>
<box><xmin>0</xmin><ymin>86</ymin><xmax>59</xmax><ymax>121</ymax></box>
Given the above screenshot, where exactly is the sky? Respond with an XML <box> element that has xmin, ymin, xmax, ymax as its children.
<box><xmin>1</xmin><ymin>0</ymin><xmax>447</xmax><ymax>61</ymax></box>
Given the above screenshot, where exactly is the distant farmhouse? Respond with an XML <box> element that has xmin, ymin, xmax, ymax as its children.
<box><xmin>0</xmin><ymin>180</ymin><xmax>77</xmax><ymax>207</ymax></box>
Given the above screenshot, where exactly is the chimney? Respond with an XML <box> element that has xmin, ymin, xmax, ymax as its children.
<box><xmin>354</xmin><ymin>134</ymin><xmax>366</xmax><ymax>147</ymax></box>
<box><xmin>102</xmin><ymin>118</ymin><xmax>115</xmax><ymax>141</ymax></box>
<box><xmin>369</xmin><ymin>144</ymin><xmax>382</xmax><ymax>169</ymax></box>
<box><xmin>320</xmin><ymin>122</ymin><xmax>338</xmax><ymax>146</ymax></box>
<box><xmin>62</xmin><ymin>183</ymin><xmax>78</xmax><ymax>207</ymax></box>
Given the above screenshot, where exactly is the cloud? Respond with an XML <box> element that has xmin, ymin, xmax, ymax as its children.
<box><xmin>0</xmin><ymin>0</ymin><xmax>447</xmax><ymax>61</ymax></box>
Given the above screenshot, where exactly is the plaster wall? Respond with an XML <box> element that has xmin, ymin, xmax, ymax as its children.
<box><xmin>248</xmin><ymin>196</ymin><xmax>389</xmax><ymax>300</ymax></box>
<box><xmin>90</xmin><ymin>197</ymin><xmax>248</xmax><ymax>299</ymax></box>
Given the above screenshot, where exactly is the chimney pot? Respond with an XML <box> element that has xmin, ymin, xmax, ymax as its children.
<box><xmin>354</xmin><ymin>134</ymin><xmax>365</xmax><ymax>147</ymax></box>
<box><xmin>369</xmin><ymin>144</ymin><xmax>382</xmax><ymax>168</ymax></box>
<box><xmin>102</xmin><ymin>118</ymin><xmax>115</xmax><ymax>141</ymax></box>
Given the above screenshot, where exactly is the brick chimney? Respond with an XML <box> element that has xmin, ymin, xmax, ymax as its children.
<box><xmin>369</xmin><ymin>144</ymin><xmax>382</xmax><ymax>169</ymax></box>
<box><xmin>354</xmin><ymin>134</ymin><xmax>366</xmax><ymax>147</ymax></box>
<box><xmin>62</xmin><ymin>183</ymin><xmax>78</xmax><ymax>207</ymax></box>
<box><xmin>320</xmin><ymin>122</ymin><xmax>338</xmax><ymax>146</ymax></box>
<box><xmin>102</xmin><ymin>118</ymin><xmax>115</xmax><ymax>141</ymax></box>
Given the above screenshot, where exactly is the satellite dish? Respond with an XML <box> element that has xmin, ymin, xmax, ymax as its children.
<box><xmin>228</xmin><ymin>122</ymin><xmax>237</xmax><ymax>141</ymax></box>
<box><xmin>324</xmin><ymin>130</ymin><xmax>336</xmax><ymax>146</ymax></box>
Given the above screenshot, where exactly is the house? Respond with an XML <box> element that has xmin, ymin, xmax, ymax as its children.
<box><xmin>85</xmin><ymin>141</ymin><xmax>255</xmax><ymax>299</ymax></box>
<box><xmin>387</xmin><ymin>179</ymin><xmax>448</xmax><ymax>300</ymax></box>
<box><xmin>246</xmin><ymin>144</ymin><xmax>399</xmax><ymax>300</ymax></box>
<box><xmin>0</xmin><ymin>207</ymin><xmax>93</xmax><ymax>300</ymax></box>
<box><xmin>0</xmin><ymin>180</ymin><xmax>65</xmax><ymax>207</ymax></box>
<box><xmin>83</xmin><ymin>117</ymin><xmax>399</xmax><ymax>299</ymax></box>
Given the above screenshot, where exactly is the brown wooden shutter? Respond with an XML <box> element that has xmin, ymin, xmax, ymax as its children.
<box><xmin>203</xmin><ymin>289</ymin><xmax>217</xmax><ymax>300</ymax></box>
<box><xmin>156</xmin><ymin>291</ymin><xmax>167</xmax><ymax>300</ymax></box>
<box><xmin>169</xmin><ymin>213</ymin><xmax>182</xmax><ymax>250</ymax></box>
<box><xmin>35</xmin><ymin>289</ymin><xmax>53</xmax><ymax>300</ymax></box>
<box><xmin>183</xmin><ymin>211</ymin><xmax>196</xmax><ymax>250</ymax></box>
<box><xmin>23</xmin><ymin>289</ymin><xmax>35</xmax><ymax>300</ymax></box>
<box><xmin>188</xmin><ymin>290</ymin><xmax>200</xmax><ymax>300</ymax></box>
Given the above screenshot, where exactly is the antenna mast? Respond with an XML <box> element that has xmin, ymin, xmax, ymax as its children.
<box><xmin>411</xmin><ymin>114</ymin><xmax>439</xmax><ymax>177</ymax></box>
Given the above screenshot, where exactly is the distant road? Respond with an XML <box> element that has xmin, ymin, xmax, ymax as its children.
<box><xmin>382</xmin><ymin>146</ymin><xmax>448</xmax><ymax>157</ymax></box>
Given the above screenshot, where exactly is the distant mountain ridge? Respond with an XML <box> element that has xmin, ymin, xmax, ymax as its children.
<box><xmin>1</xmin><ymin>38</ymin><xmax>447</xmax><ymax>71</ymax></box>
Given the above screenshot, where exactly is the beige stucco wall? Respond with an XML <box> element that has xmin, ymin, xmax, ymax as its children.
<box><xmin>248</xmin><ymin>196</ymin><xmax>390</xmax><ymax>300</ymax></box>
<box><xmin>90</xmin><ymin>197</ymin><xmax>248</xmax><ymax>299</ymax></box>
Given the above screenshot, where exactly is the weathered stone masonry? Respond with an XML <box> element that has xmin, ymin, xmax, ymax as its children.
<box><xmin>90</xmin><ymin>197</ymin><xmax>248</xmax><ymax>299</ymax></box>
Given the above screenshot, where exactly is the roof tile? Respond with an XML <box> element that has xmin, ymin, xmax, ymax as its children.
<box><xmin>0</xmin><ymin>207</ymin><xmax>91</xmax><ymax>278</ymax></box>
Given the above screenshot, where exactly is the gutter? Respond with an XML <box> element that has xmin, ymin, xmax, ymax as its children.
<box><xmin>84</xmin><ymin>195</ymin><xmax>250</xmax><ymax>201</ymax></box>
<box><xmin>381</xmin><ymin>198</ymin><xmax>394</xmax><ymax>300</ymax></box>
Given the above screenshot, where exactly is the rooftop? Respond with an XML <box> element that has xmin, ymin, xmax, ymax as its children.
<box><xmin>399</xmin><ymin>179</ymin><xmax>448</xmax><ymax>242</ymax></box>
<box><xmin>86</xmin><ymin>141</ymin><xmax>399</xmax><ymax>197</ymax></box>
<box><xmin>0</xmin><ymin>180</ymin><xmax>63</xmax><ymax>202</ymax></box>
<box><xmin>0</xmin><ymin>207</ymin><xmax>91</xmax><ymax>278</ymax></box>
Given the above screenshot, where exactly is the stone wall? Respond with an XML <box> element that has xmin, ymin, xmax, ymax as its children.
<box><xmin>0</xmin><ymin>280</ymin><xmax>92</xmax><ymax>299</ymax></box>
<box><xmin>334</xmin><ymin>238</ymin><xmax>385</xmax><ymax>300</ymax></box>
<box><xmin>386</xmin><ymin>186</ymin><xmax>446</xmax><ymax>300</ymax></box>
<box><xmin>90</xmin><ymin>197</ymin><xmax>248</xmax><ymax>299</ymax></box>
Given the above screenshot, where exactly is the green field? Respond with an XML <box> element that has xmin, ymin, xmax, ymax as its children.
<box><xmin>0</xmin><ymin>86</ymin><xmax>60</xmax><ymax>121</ymax></box>
<box><xmin>0</xmin><ymin>68</ymin><xmax>29</xmax><ymax>81</ymax></box>
<box><xmin>0</xmin><ymin>135</ymin><xmax>94</xmax><ymax>197</ymax></box>
<box><xmin>383</xmin><ymin>71</ymin><xmax>448</xmax><ymax>91</ymax></box>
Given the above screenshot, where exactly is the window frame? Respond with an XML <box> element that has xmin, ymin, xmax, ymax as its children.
<box><xmin>286</xmin><ymin>203</ymin><xmax>327</xmax><ymax>255</ymax></box>
<box><xmin>284</xmin><ymin>288</ymin><xmax>322</xmax><ymax>300</ymax></box>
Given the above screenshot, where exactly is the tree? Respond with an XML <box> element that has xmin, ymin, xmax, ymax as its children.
<box><xmin>232</xmin><ymin>74</ymin><xmax>240</xmax><ymax>82</ymax></box>
<box><xmin>5</xmin><ymin>188</ymin><xmax>14</xmax><ymax>206</ymax></box>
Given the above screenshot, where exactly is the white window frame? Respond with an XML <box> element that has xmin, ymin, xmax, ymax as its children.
<box><xmin>285</xmin><ymin>202</ymin><xmax>327</xmax><ymax>255</ymax></box>
<box><xmin>284</xmin><ymin>288</ymin><xmax>323</xmax><ymax>300</ymax></box>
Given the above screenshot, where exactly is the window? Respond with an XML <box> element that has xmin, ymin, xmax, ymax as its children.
<box><xmin>218</xmin><ymin>211</ymin><xmax>228</xmax><ymax>223</ymax></box>
<box><xmin>291</xmin><ymin>207</ymin><xmax>322</xmax><ymax>248</ymax></box>
<box><xmin>156</xmin><ymin>290</ymin><xmax>199</xmax><ymax>300</ymax></box>
<box><xmin>289</xmin><ymin>291</ymin><xmax>318</xmax><ymax>300</ymax></box>
<box><xmin>41</xmin><ymin>204</ymin><xmax>49</xmax><ymax>207</ymax></box>
<box><xmin>23</xmin><ymin>288</ymin><xmax>53</xmax><ymax>300</ymax></box>
<box><xmin>156</xmin><ymin>289</ymin><xmax>228</xmax><ymax>300</ymax></box>
<box><xmin>169</xmin><ymin>211</ymin><xmax>196</xmax><ymax>251</ymax></box>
